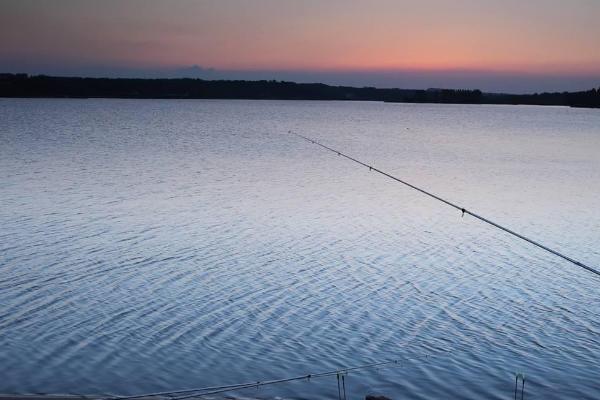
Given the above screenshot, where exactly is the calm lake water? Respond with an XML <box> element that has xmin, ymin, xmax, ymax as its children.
<box><xmin>1</xmin><ymin>99</ymin><xmax>599</xmax><ymax>400</ymax></box>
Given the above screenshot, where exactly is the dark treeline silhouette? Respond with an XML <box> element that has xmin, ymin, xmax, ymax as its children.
<box><xmin>1</xmin><ymin>73</ymin><xmax>598</xmax><ymax>108</ymax></box>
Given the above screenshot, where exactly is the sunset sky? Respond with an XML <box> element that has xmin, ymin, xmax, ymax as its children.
<box><xmin>2</xmin><ymin>0</ymin><xmax>599</xmax><ymax>92</ymax></box>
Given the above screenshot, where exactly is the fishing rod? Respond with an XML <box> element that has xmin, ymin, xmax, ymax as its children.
<box><xmin>290</xmin><ymin>131</ymin><xmax>600</xmax><ymax>278</ymax></box>
<box><xmin>102</xmin><ymin>352</ymin><xmax>445</xmax><ymax>400</ymax></box>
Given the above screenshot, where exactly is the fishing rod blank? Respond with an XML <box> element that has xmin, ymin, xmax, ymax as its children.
<box><xmin>102</xmin><ymin>353</ymin><xmax>444</xmax><ymax>400</ymax></box>
<box><xmin>291</xmin><ymin>131</ymin><xmax>600</xmax><ymax>278</ymax></box>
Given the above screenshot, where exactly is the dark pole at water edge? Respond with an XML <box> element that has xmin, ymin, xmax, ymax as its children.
<box><xmin>515</xmin><ymin>373</ymin><xmax>525</xmax><ymax>400</ymax></box>
<box><xmin>290</xmin><ymin>131</ymin><xmax>600</xmax><ymax>279</ymax></box>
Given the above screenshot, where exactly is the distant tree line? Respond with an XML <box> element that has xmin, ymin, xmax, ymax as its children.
<box><xmin>0</xmin><ymin>73</ymin><xmax>598</xmax><ymax>108</ymax></box>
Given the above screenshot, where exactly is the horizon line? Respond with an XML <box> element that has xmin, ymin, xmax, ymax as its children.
<box><xmin>3</xmin><ymin>72</ymin><xmax>600</xmax><ymax>97</ymax></box>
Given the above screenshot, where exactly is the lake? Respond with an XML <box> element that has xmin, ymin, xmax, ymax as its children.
<box><xmin>1</xmin><ymin>99</ymin><xmax>599</xmax><ymax>399</ymax></box>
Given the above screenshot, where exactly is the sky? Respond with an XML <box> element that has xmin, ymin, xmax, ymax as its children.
<box><xmin>1</xmin><ymin>0</ymin><xmax>599</xmax><ymax>93</ymax></box>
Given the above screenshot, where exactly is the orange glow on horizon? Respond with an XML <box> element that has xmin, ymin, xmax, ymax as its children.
<box><xmin>2</xmin><ymin>0</ymin><xmax>600</xmax><ymax>80</ymax></box>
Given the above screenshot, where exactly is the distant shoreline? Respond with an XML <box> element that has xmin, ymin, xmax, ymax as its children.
<box><xmin>1</xmin><ymin>73</ymin><xmax>599</xmax><ymax>108</ymax></box>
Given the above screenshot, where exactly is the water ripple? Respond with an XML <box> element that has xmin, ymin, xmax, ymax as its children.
<box><xmin>1</xmin><ymin>99</ymin><xmax>599</xmax><ymax>399</ymax></box>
